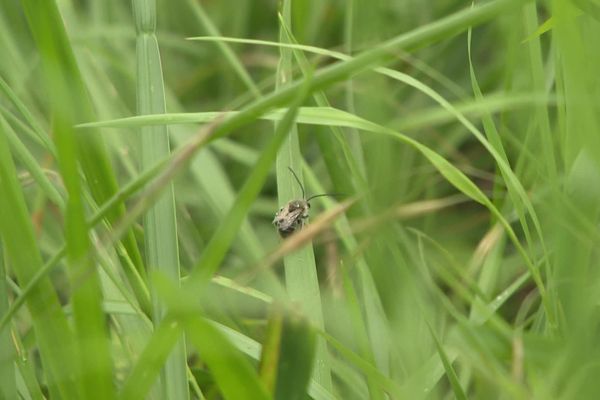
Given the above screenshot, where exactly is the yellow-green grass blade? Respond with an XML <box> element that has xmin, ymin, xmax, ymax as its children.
<box><xmin>12</xmin><ymin>327</ymin><xmax>45</xmax><ymax>400</ymax></box>
<box><xmin>467</xmin><ymin>15</ymin><xmax>554</xmax><ymax>327</ymax></box>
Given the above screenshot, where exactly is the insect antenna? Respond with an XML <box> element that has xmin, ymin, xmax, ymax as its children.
<box><xmin>306</xmin><ymin>193</ymin><xmax>343</xmax><ymax>202</ymax></box>
<box><xmin>287</xmin><ymin>167</ymin><xmax>305</xmax><ymax>199</ymax></box>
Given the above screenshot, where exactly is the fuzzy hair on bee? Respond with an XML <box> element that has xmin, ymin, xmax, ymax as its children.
<box><xmin>273</xmin><ymin>168</ymin><xmax>337</xmax><ymax>238</ymax></box>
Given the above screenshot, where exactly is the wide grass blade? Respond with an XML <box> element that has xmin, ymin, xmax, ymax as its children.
<box><xmin>259</xmin><ymin>304</ymin><xmax>318</xmax><ymax>400</ymax></box>
<box><xmin>274</xmin><ymin>0</ymin><xmax>332</xmax><ymax>389</ymax></box>
<box><xmin>131</xmin><ymin>0</ymin><xmax>189</xmax><ymax>397</ymax></box>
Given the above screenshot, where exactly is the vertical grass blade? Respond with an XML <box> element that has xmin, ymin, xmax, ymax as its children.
<box><xmin>277</xmin><ymin>16</ymin><xmax>367</xmax><ymax>204</ymax></box>
<box><xmin>131</xmin><ymin>0</ymin><xmax>188</xmax><ymax>398</ymax></box>
<box><xmin>0</xmin><ymin>243</ymin><xmax>16</xmax><ymax>400</ymax></box>
<box><xmin>16</xmin><ymin>1</ymin><xmax>117</xmax><ymax>397</ymax></box>
<box><xmin>275</xmin><ymin>0</ymin><xmax>332</xmax><ymax>390</ymax></box>
<box><xmin>259</xmin><ymin>304</ymin><xmax>317</xmax><ymax>400</ymax></box>
<box><xmin>17</xmin><ymin>0</ymin><xmax>147</xmax><ymax>316</ymax></box>
<box><xmin>551</xmin><ymin>1</ymin><xmax>600</xmax><ymax>395</ymax></box>
<box><xmin>186</xmin><ymin>66</ymin><xmax>311</xmax><ymax>286</ymax></box>
<box><xmin>273</xmin><ymin>310</ymin><xmax>317</xmax><ymax>400</ymax></box>
<box><xmin>0</xmin><ymin>117</ymin><xmax>79</xmax><ymax>399</ymax></box>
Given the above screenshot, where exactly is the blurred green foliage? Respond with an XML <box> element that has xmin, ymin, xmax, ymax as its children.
<box><xmin>1</xmin><ymin>0</ymin><xmax>600</xmax><ymax>399</ymax></box>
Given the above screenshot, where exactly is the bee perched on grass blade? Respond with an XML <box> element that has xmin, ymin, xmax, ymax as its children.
<box><xmin>273</xmin><ymin>167</ymin><xmax>338</xmax><ymax>238</ymax></box>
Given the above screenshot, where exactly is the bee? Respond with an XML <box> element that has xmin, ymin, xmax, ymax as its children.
<box><xmin>273</xmin><ymin>167</ymin><xmax>337</xmax><ymax>238</ymax></box>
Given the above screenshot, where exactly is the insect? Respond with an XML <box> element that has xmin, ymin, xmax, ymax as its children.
<box><xmin>273</xmin><ymin>167</ymin><xmax>337</xmax><ymax>237</ymax></box>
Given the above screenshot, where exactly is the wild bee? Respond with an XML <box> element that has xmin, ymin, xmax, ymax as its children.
<box><xmin>273</xmin><ymin>167</ymin><xmax>337</xmax><ymax>238</ymax></box>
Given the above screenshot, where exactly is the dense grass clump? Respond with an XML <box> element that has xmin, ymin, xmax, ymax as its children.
<box><xmin>1</xmin><ymin>0</ymin><xmax>599</xmax><ymax>399</ymax></box>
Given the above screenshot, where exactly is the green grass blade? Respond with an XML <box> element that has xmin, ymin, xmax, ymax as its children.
<box><xmin>275</xmin><ymin>1</ymin><xmax>332</xmax><ymax>389</ymax></box>
<box><xmin>0</xmin><ymin>150</ymin><xmax>169</xmax><ymax>334</ymax></box>
<box><xmin>131</xmin><ymin>0</ymin><xmax>188</xmax><ymax>398</ymax></box>
<box><xmin>211</xmin><ymin>319</ymin><xmax>336</xmax><ymax>400</ymax></box>
<box><xmin>184</xmin><ymin>0</ymin><xmax>261</xmax><ymax>98</ymax></box>
<box><xmin>185</xmin><ymin>67</ymin><xmax>311</xmax><ymax>287</ymax></box>
<box><xmin>274</xmin><ymin>310</ymin><xmax>317</xmax><ymax>400</ymax></box>
<box><xmin>0</xmin><ymin>243</ymin><xmax>16</xmax><ymax>400</ymax></box>
<box><xmin>18</xmin><ymin>1</ymin><xmax>117</xmax><ymax>396</ymax></box>
<box><xmin>19</xmin><ymin>0</ymin><xmax>147</xmax><ymax>316</ymax></box>
<box><xmin>88</xmin><ymin>0</ymin><xmax>526</xmax><ymax>140</ymax></box>
<box><xmin>119</xmin><ymin>318</ymin><xmax>183</xmax><ymax>400</ymax></box>
<box><xmin>217</xmin><ymin>321</ymin><xmax>336</xmax><ymax>400</ymax></box>
<box><xmin>277</xmin><ymin>14</ymin><xmax>367</xmax><ymax>207</ymax></box>
<box><xmin>521</xmin><ymin>3</ymin><xmax>557</xmax><ymax>179</ymax></box>
<box><xmin>185</xmin><ymin>316</ymin><xmax>270</xmax><ymax>400</ymax></box>
<box><xmin>87</xmin><ymin>104</ymin><xmax>546</xmax><ymax>306</ymax></box>
<box><xmin>2</xmin><ymin>120</ymin><xmax>64</xmax><ymax>208</ymax></box>
<box><xmin>0</xmin><ymin>117</ymin><xmax>79</xmax><ymax>399</ymax></box>
<box><xmin>172</xmin><ymin>133</ymin><xmax>265</xmax><ymax>262</ymax></box>
<box><xmin>259</xmin><ymin>305</ymin><xmax>317</xmax><ymax>400</ymax></box>
<box><xmin>426</xmin><ymin>322</ymin><xmax>467</xmax><ymax>400</ymax></box>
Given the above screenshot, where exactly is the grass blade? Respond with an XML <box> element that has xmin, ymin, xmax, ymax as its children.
<box><xmin>131</xmin><ymin>0</ymin><xmax>188</xmax><ymax>397</ymax></box>
<box><xmin>275</xmin><ymin>2</ymin><xmax>332</xmax><ymax>389</ymax></box>
<box><xmin>185</xmin><ymin>316</ymin><xmax>270</xmax><ymax>400</ymax></box>
<box><xmin>0</xmin><ymin>117</ymin><xmax>79</xmax><ymax>398</ymax></box>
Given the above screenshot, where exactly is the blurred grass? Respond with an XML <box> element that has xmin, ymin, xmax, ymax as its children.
<box><xmin>2</xmin><ymin>0</ymin><xmax>600</xmax><ymax>399</ymax></box>
<box><xmin>131</xmin><ymin>0</ymin><xmax>188</xmax><ymax>397</ymax></box>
